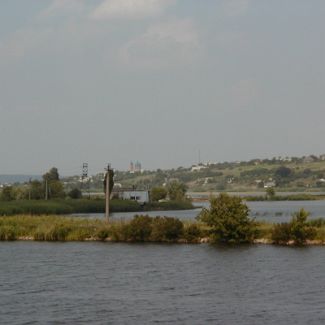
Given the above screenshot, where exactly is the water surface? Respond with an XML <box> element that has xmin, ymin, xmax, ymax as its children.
<box><xmin>0</xmin><ymin>242</ymin><xmax>324</xmax><ymax>324</ymax></box>
<box><xmin>73</xmin><ymin>200</ymin><xmax>325</xmax><ymax>223</ymax></box>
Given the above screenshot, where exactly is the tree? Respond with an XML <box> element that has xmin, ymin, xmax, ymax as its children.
<box><xmin>49</xmin><ymin>181</ymin><xmax>65</xmax><ymax>198</ymax></box>
<box><xmin>30</xmin><ymin>180</ymin><xmax>44</xmax><ymax>200</ymax></box>
<box><xmin>198</xmin><ymin>193</ymin><xmax>257</xmax><ymax>244</ymax></box>
<box><xmin>150</xmin><ymin>187</ymin><xmax>167</xmax><ymax>202</ymax></box>
<box><xmin>43</xmin><ymin>167</ymin><xmax>60</xmax><ymax>182</ymax></box>
<box><xmin>68</xmin><ymin>188</ymin><xmax>82</xmax><ymax>199</ymax></box>
<box><xmin>167</xmin><ymin>181</ymin><xmax>188</xmax><ymax>201</ymax></box>
<box><xmin>275</xmin><ymin>166</ymin><xmax>292</xmax><ymax>178</ymax></box>
<box><xmin>42</xmin><ymin>167</ymin><xmax>65</xmax><ymax>199</ymax></box>
<box><xmin>0</xmin><ymin>186</ymin><xmax>15</xmax><ymax>201</ymax></box>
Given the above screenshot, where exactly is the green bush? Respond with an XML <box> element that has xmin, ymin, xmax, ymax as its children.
<box><xmin>198</xmin><ymin>193</ymin><xmax>257</xmax><ymax>244</ymax></box>
<box><xmin>150</xmin><ymin>187</ymin><xmax>167</xmax><ymax>202</ymax></box>
<box><xmin>150</xmin><ymin>216</ymin><xmax>184</xmax><ymax>242</ymax></box>
<box><xmin>95</xmin><ymin>227</ymin><xmax>110</xmax><ymax>241</ymax></box>
<box><xmin>128</xmin><ymin>215</ymin><xmax>153</xmax><ymax>241</ymax></box>
<box><xmin>271</xmin><ymin>223</ymin><xmax>292</xmax><ymax>245</ymax></box>
<box><xmin>68</xmin><ymin>188</ymin><xmax>82</xmax><ymax>199</ymax></box>
<box><xmin>0</xmin><ymin>225</ymin><xmax>17</xmax><ymax>240</ymax></box>
<box><xmin>183</xmin><ymin>224</ymin><xmax>202</xmax><ymax>243</ymax></box>
<box><xmin>290</xmin><ymin>209</ymin><xmax>317</xmax><ymax>245</ymax></box>
<box><xmin>271</xmin><ymin>209</ymin><xmax>317</xmax><ymax>245</ymax></box>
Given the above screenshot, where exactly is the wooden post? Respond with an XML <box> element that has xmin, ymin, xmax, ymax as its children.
<box><xmin>45</xmin><ymin>179</ymin><xmax>48</xmax><ymax>200</ymax></box>
<box><xmin>105</xmin><ymin>165</ymin><xmax>110</xmax><ymax>223</ymax></box>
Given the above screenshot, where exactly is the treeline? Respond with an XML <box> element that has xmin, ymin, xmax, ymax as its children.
<box><xmin>0</xmin><ymin>167</ymin><xmax>69</xmax><ymax>201</ymax></box>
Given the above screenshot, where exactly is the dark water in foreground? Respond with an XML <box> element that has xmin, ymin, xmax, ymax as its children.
<box><xmin>0</xmin><ymin>243</ymin><xmax>325</xmax><ymax>324</ymax></box>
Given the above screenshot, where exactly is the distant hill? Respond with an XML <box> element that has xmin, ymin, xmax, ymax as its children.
<box><xmin>0</xmin><ymin>175</ymin><xmax>41</xmax><ymax>185</ymax></box>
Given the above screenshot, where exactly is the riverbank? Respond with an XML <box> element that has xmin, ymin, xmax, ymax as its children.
<box><xmin>0</xmin><ymin>199</ymin><xmax>194</xmax><ymax>216</ymax></box>
<box><xmin>1</xmin><ymin>215</ymin><xmax>325</xmax><ymax>245</ymax></box>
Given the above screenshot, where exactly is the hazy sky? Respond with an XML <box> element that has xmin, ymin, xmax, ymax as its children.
<box><xmin>0</xmin><ymin>0</ymin><xmax>324</xmax><ymax>175</ymax></box>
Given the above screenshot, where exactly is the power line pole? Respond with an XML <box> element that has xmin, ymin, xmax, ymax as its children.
<box><xmin>28</xmin><ymin>178</ymin><xmax>31</xmax><ymax>201</ymax></box>
<box><xmin>45</xmin><ymin>179</ymin><xmax>48</xmax><ymax>200</ymax></box>
<box><xmin>105</xmin><ymin>164</ymin><xmax>111</xmax><ymax>223</ymax></box>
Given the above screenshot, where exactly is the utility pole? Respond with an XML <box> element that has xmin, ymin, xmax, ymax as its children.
<box><xmin>28</xmin><ymin>178</ymin><xmax>31</xmax><ymax>201</ymax></box>
<box><xmin>45</xmin><ymin>179</ymin><xmax>48</xmax><ymax>200</ymax></box>
<box><xmin>105</xmin><ymin>164</ymin><xmax>111</xmax><ymax>223</ymax></box>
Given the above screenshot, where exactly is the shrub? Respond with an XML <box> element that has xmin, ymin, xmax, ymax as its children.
<box><xmin>150</xmin><ymin>216</ymin><xmax>184</xmax><ymax>242</ymax></box>
<box><xmin>0</xmin><ymin>186</ymin><xmax>15</xmax><ymax>201</ymax></box>
<box><xmin>150</xmin><ymin>187</ymin><xmax>167</xmax><ymax>202</ymax></box>
<box><xmin>183</xmin><ymin>224</ymin><xmax>202</xmax><ymax>243</ymax></box>
<box><xmin>109</xmin><ymin>222</ymin><xmax>130</xmax><ymax>242</ymax></box>
<box><xmin>95</xmin><ymin>227</ymin><xmax>110</xmax><ymax>241</ymax></box>
<box><xmin>290</xmin><ymin>209</ymin><xmax>316</xmax><ymax>245</ymax></box>
<box><xmin>0</xmin><ymin>225</ymin><xmax>17</xmax><ymax>240</ymax></box>
<box><xmin>271</xmin><ymin>223</ymin><xmax>292</xmax><ymax>245</ymax></box>
<box><xmin>271</xmin><ymin>209</ymin><xmax>317</xmax><ymax>245</ymax></box>
<box><xmin>68</xmin><ymin>188</ymin><xmax>82</xmax><ymax>199</ymax></box>
<box><xmin>128</xmin><ymin>215</ymin><xmax>152</xmax><ymax>241</ymax></box>
<box><xmin>198</xmin><ymin>193</ymin><xmax>257</xmax><ymax>244</ymax></box>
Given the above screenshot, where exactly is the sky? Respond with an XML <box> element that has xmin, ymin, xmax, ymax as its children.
<box><xmin>0</xmin><ymin>0</ymin><xmax>324</xmax><ymax>175</ymax></box>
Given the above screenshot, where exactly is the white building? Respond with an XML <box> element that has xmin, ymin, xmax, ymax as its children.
<box><xmin>191</xmin><ymin>164</ymin><xmax>207</xmax><ymax>172</ymax></box>
<box><xmin>119</xmin><ymin>190</ymin><xmax>150</xmax><ymax>204</ymax></box>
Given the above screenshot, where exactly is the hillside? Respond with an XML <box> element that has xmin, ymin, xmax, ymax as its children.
<box><xmin>112</xmin><ymin>155</ymin><xmax>325</xmax><ymax>193</ymax></box>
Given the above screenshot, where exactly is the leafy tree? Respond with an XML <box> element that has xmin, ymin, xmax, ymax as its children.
<box><xmin>30</xmin><ymin>180</ymin><xmax>44</xmax><ymax>200</ymax></box>
<box><xmin>266</xmin><ymin>187</ymin><xmax>276</xmax><ymax>199</ymax></box>
<box><xmin>275</xmin><ymin>166</ymin><xmax>292</xmax><ymax>178</ymax></box>
<box><xmin>68</xmin><ymin>188</ymin><xmax>82</xmax><ymax>199</ymax></box>
<box><xmin>198</xmin><ymin>193</ymin><xmax>257</xmax><ymax>244</ymax></box>
<box><xmin>0</xmin><ymin>186</ymin><xmax>15</xmax><ymax>201</ymax></box>
<box><xmin>43</xmin><ymin>167</ymin><xmax>60</xmax><ymax>182</ymax></box>
<box><xmin>150</xmin><ymin>187</ymin><xmax>167</xmax><ymax>202</ymax></box>
<box><xmin>48</xmin><ymin>181</ymin><xmax>65</xmax><ymax>198</ymax></box>
<box><xmin>43</xmin><ymin>167</ymin><xmax>65</xmax><ymax>199</ymax></box>
<box><xmin>167</xmin><ymin>181</ymin><xmax>188</xmax><ymax>201</ymax></box>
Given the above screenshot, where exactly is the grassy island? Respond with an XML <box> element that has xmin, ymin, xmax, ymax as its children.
<box><xmin>0</xmin><ymin>214</ymin><xmax>325</xmax><ymax>245</ymax></box>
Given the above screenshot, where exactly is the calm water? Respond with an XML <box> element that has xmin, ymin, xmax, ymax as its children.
<box><xmin>0</xmin><ymin>242</ymin><xmax>324</xmax><ymax>324</ymax></box>
<box><xmin>74</xmin><ymin>200</ymin><xmax>325</xmax><ymax>223</ymax></box>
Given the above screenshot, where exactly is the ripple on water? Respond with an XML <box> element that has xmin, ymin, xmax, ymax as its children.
<box><xmin>0</xmin><ymin>243</ymin><xmax>325</xmax><ymax>324</ymax></box>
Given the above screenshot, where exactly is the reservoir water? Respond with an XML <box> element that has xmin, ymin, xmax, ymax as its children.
<box><xmin>75</xmin><ymin>200</ymin><xmax>325</xmax><ymax>223</ymax></box>
<box><xmin>0</xmin><ymin>242</ymin><xmax>324</xmax><ymax>324</ymax></box>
